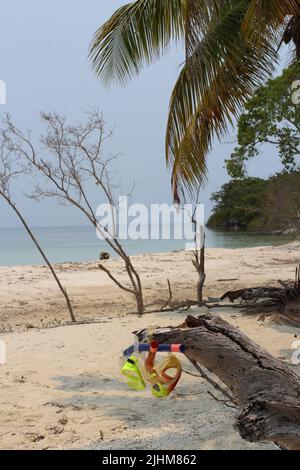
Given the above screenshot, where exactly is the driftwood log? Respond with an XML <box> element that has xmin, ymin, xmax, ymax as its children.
<box><xmin>138</xmin><ymin>315</ymin><xmax>300</xmax><ymax>450</ymax></box>
<box><xmin>220</xmin><ymin>268</ymin><xmax>300</xmax><ymax>327</ymax></box>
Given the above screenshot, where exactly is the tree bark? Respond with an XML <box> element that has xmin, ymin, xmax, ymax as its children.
<box><xmin>136</xmin><ymin>291</ymin><xmax>144</xmax><ymax>316</ymax></box>
<box><xmin>141</xmin><ymin>314</ymin><xmax>300</xmax><ymax>450</ymax></box>
<box><xmin>197</xmin><ymin>269</ymin><xmax>206</xmax><ymax>305</ymax></box>
<box><xmin>192</xmin><ymin>227</ymin><xmax>206</xmax><ymax>306</ymax></box>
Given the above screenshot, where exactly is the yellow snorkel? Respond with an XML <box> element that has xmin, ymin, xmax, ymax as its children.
<box><xmin>121</xmin><ymin>338</ymin><xmax>184</xmax><ymax>398</ymax></box>
<box><xmin>121</xmin><ymin>355</ymin><xmax>146</xmax><ymax>391</ymax></box>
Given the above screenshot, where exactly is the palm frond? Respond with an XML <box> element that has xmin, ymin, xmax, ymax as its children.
<box><xmin>185</xmin><ymin>0</ymin><xmax>227</xmax><ymax>57</ymax></box>
<box><xmin>241</xmin><ymin>0</ymin><xmax>300</xmax><ymax>38</ymax></box>
<box><xmin>89</xmin><ymin>0</ymin><xmax>186</xmax><ymax>86</ymax></box>
<box><xmin>90</xmin><ymin>0</ymin><xmax>299</xmax><ymax>200</ymax></box>
<box><xmin>166</xmin><ymin>0</ymin><xmax>277</xmax><ymax>199</ymax></box>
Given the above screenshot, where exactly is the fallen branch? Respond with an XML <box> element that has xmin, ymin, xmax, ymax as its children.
<box><xmin>221</xmin><ymin>274</ymin><xmax>300</xmax><ymax>327</ymax></box>
<box><xmin>137</xmin><ymin>314</ymin><xmax>300</xmax><ymax>450</ymax></box>
<box><xmin>137</xmin><ymin>300</ymin><xmax>198</xmax><ymax>316</ymax></box>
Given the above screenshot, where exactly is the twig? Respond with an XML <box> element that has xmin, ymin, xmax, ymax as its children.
<box><xmin>182</xmin><ymin>369</ymin><xmax>202</xmax><ymax>378</ymax></box>
<box><xmin>207</xmin><ymin>391</ymin><xmax>238</xmax><ymax>409</ymax></box>
<box><xmin>188</xmin><ymin>358</ymin><xmax>237</xmax><ymax>405</ymax></box>
<box><xmin>160</xmin><ymin>279</ymin><xmax>173</xmax><ymax>311</ymax></box>
<box><xmin>98</xmin><ymin>264</ymin><xmax>135</xmax><ymax>295</ymax></box>
<box><xmin>204</xmin><ymin>303</ymin><xmax>243</xmax><ymax>310</ymax></box>
<box><xmin>141</xmin><ymin>300</ymin><xmax>198</xmax><ymax>315</ymax></box>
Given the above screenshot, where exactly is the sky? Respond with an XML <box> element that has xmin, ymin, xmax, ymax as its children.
<box><xmin>0</xmin><ymin>0</ymin><xmax>285</xmax><ymax>228</ymax></box>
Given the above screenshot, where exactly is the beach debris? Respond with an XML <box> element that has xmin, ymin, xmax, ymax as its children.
<box><xmin>26</xmin><ymin>432</ymin><xmax>45</xmax><ymax>443</ymax></box>
<box><xmin>15</xmin><ymin>375</ymin><xmax>26</xmax><ymax>383</ymax></box>
<box><xmin>46</xmin><ymin>424</ymin><xmax>64</xmax><ymax>435</ymax></box>
<box><xmin>58</xmin><ymin>416</ymin><xmax>68</xmax><ymax>426</ymax></box>
<box><xmin>220</xmin><ymin>267</ymin><xmax>300</xmax><ymax>327</ymax></box>
<box><xmin>99</xmin><ymin>252</ymin><xmax>110</xmax><ymax>261</ymax></box>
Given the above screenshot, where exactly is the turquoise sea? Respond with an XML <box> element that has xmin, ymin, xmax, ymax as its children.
<box><xmin>0</xmin><ymin>225</ymin><xmax>291</xmax><ymax>267</ymax></box>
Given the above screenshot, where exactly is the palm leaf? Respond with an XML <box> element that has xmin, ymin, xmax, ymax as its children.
<box><xmin>89</xmin><ymin>0</ymin><xmax>299</xmax><ymax>200</ymax></box>
<box><xmin>167</xmin><ymin>0</ymin><xmax>277</xmax><ymax>199</ymax></box>
<box><xmin>184</xmin><ymin>0</ymin><xmax>228</xmax><ymax>56</ymax></box>
<box><xmin>89</xmin><ymin>0</ymin><xmax>186</xmax><ymax>86</ymax></box>
<box><xmin>241</xmin><ymin>0</ymin><xmax>300</xmax><ymax>36</ymax></box>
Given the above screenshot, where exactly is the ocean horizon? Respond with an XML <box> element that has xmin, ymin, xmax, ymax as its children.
<box><xmin>0</xmin><ymin>225</ymin><xmax>291</xmax><ymax>267</ymax></box>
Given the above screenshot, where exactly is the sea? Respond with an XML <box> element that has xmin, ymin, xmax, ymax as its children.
<box><xmin>0</xmin><ymin>225</ymin><xmax>292</xmax><ymax>267</ymax></box>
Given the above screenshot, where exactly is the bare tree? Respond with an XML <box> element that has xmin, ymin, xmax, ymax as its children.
<box><xmin>0</xmin><ymin>136</ymin><xmax>76</xmax><ymax>322</ymax></box>
<box><xmin>192</xmin><ymin>226</ymin><xmax>206</xmax><ymax>305</ymax></box>
<box><xmin>1</xmin><ymin>111</ymin><xmax>144</xmax><ymax>314</ymax></box>
<box><xmin>191</xmin><ymin>189</ymin><xmax>206</xmax><ymax>305</ymax></box>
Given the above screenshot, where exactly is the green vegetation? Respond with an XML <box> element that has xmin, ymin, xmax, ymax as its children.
<box><xmin>226</xmin><ymin>63</ymin><xmax>300</xmax><ymax>178</ymax></box>
<box><xmin>213</xmin><ymin>64</ymin><xmax>300</xmax><ymax>234</ymax></box>
<box><xmin>207</xmin><ymin>178</ymin><xmax>266</xmax><ymax>229</ymax></box>
<box><xmin>90</xmin><ymin>1</ymin><xmax>300</xmax><ymax>200</ymax></box>
<box><xmin>208</xmin><ymin>172</ymin><xmax>300</xmax><ymax>233</ymax></box>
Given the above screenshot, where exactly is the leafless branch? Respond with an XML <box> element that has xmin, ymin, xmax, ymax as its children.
<box><xmin>0</xmin><ymin>132</ymin><xmax>75</xmax><ymax>322</ymax></box>
<box><xmin>188</xmin><ymin>359</ymin><xmax>237</xmax><ymax>405</ymax></box>
<box><xmin>98</xmin><ymin>264</ymin><xmax>135</xmax><ymax>295</ymax></box>
<box><xmin>1</xmin><ymin>111</ymin><xmax>144</xmax><ymax>314</ymax></box>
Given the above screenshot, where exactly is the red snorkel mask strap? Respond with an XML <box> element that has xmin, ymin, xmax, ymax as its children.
<box><xmin>145</xmin><ymin>341</ymin><xmax>159</xmax><ymax>376</ymax></box>
<box><xmin>145</xmin><ymin>341</ymin><xmax>182</xmax><ymax>397</ymax></box>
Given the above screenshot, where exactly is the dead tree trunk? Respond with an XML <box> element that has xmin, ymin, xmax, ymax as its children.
<box><xmin>192</xmin><ymin>218</ymin><xmax>206</xmax><ymax>306</ymax></box>
<box><xmin>193</xmin><ymin>243</ymin><xmax>205</xmax><ymax>305</ymax></box>
<box><xmin>145</xmin><ymin>314</ymin><xmax>300</xmax><ymax>450</ymax></box>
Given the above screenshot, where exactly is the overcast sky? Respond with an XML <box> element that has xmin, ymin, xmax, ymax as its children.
<box><xmin>0</xmin><ymin>0</ymin><xmax>285</xmax><ymax>228</ymax></box>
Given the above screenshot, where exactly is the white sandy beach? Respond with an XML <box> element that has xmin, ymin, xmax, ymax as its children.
<box><xmin>0</xmin><ymin>243</ymin><xmax>300</xmax><ymax>450</ymax></box>
<box><xmin>1</xmin><ymin>309</ymin><xmax>300</xmax><ymax>450</ymax></box>
<box><xmin>1</xmin><ymin>242</ymin><xmax>300</xmax><ymax>331</ymax></box>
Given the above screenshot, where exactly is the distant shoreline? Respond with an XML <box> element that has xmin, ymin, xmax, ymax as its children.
<box><xmin>0</xmin><ymin>225</ymin><xmax>293</xmax><ymax>267</ymax></box>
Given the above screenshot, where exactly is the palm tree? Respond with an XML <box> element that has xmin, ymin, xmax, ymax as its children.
<box><xmin>89</xmin><ymin>1</ymin><xmax>300</xmax><ymax>201</ymax></box>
